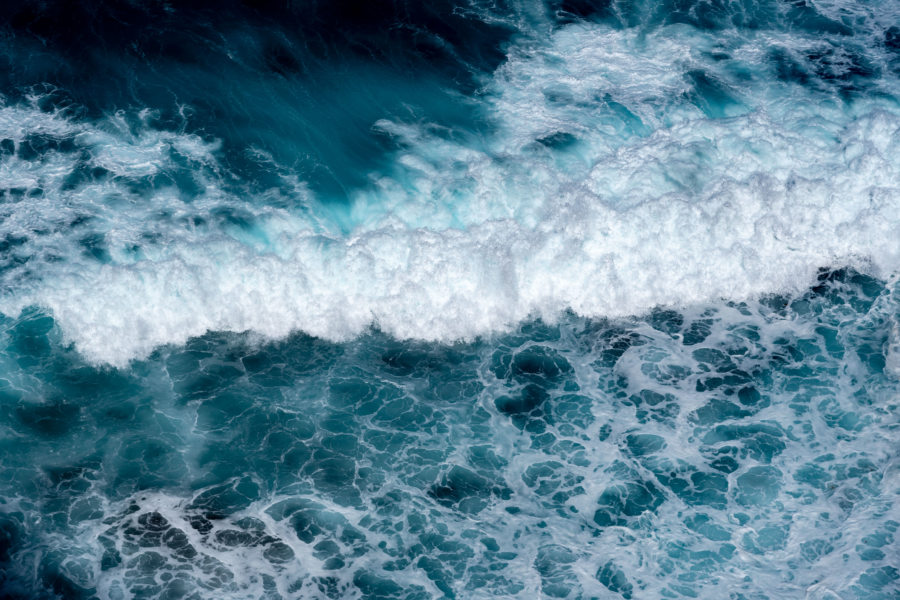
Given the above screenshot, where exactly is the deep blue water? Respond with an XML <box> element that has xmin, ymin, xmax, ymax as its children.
<box><xmin>0</xmin><ymin>1</ymin><xmax>898</xmax><ymax>598</ymax></box>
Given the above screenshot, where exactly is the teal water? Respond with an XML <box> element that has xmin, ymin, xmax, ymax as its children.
<box><xmin>0</xmin><ymin>269</ymin><xmax>897</xmax><ymax>598</ymax></box>
<box><xmin>0</xmin><ymin>1</ymin><xmax>898</xmax><ymax>598</ymax></box>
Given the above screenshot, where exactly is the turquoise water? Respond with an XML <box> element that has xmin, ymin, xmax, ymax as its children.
<box><xmin>0</xmin><ymin>1</ymin><xmax>898</xmax><ymax>598</ymax></box>
<box><xmin>1</xmin><ymin>270</ymin><xmax>898</xmax><ymax>598</ymax></box>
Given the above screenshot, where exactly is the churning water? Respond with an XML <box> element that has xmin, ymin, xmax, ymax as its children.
<box><xmin>0</xmin><ymin>1</ymin><xmax>897</xmax><ymax>598</ymax></box>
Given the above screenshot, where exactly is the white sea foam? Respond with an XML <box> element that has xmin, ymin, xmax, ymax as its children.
<box><xmin>0</xmin><ymin>23</ymin><xmax>899</xmax><ymax>366</ymax></box>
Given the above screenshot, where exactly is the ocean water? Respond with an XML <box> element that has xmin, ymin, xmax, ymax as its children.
<box><xmin>0</xmin><ymin>0</ymin><xmax>898</xmax><ymax>598</ymax></box>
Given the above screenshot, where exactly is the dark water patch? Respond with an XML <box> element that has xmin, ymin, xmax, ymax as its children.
<box><xmin>734</xmin><ymin>466</ymin><xmax>782</xmax><ymax>507</ymax></box>
<box><xmin>16</xmin><ymin>133</ymin><xmax>76</xmax><ymax>162</ymax></box>
<box><xmin>495</xmin><ymin>384</ymin><xmax>548</xmax><ymax>416</ymax></box>
<box><xmin>685</xmin><ymin>69</ymin><xmax>743</xmax><ymax>118</ymax></box>
<box><xmin>0</xmin><ymin>1</ymin><xmax>512</xmax><ymax>88</ymax></box>
<box><xmin>809</xmin><ymin>267</ymin><xmax>884</xmax><ymax>313</ymax></box>
<box><xmin>379</xmin><ymin>344</ymin><xmax>458</xmax><ymax>377</ymax></box>
<box><xmin>649</xmin><ymin>308</ymin><xmax>684</xmax><ymax>336</ymax></box>
<box><xmin>783</xmin><ymin>0</ymin><xmax>853</xmax><ymax>37</ymax></box>
<box><xmin>15</xmin><ymin>400</ymin><xmax>80</xmax><ymax>438</ymax></box>
<box><xmin>0</xmin><ymin>0</ymin><xmax>517</xmax><ymax>200</ymax></box>
<box><xmin>536</xmin><ymin>131</ymin><xmax>579</xmax><ymax>149</ymax></box>
<box><xmin>623</xmin><ymin>389</ymin><xmax>680</xmax><ymax>425</ymax></box>
<box><xmin>647</xmin><ymin>457</ymin><xmax>729</xmax><ymax>508</ymax></box>
<box><xmin>701</xmin><ymin>423</ymin><xmax>786</xmax><ymax>463</ymax></box>
<box><xmin>685</xmin><ymin>513</ymin><xmax>731</xmax><ymax>542</ymax></box>
<box><xmin>596</xmin><ymin>560</ymin><xmax>634</xmax><ymax>599</ymax></box>
<box><xmin>805</xmin><ymin>45</ymin><xmax>879</xmax><ymax>95</ymax></box>
<box><xmin>887</xmin><ymin>26</ymin><xmax>900</xmax><ymax>53</ymax></box>
<box><xmin>551</xmin><ymin>0</ymin><xmax>616</xmax><ymax>24</ymax></box>
<box><xmin>0</xmin><ymin>234</ymin><xmax>28</xmax><ymax>256</ymax></box>
<box><xmin>547</xmin><ymin>0</ymin><xmax>850</xmax><ymax>32</ymax></box>
<box><xmin>429</xmin><ymin>465</ymin><xmax>511</xmax><ymax>514</ymax></box>
<box><xmin>189</xmin><ymin>478</ymin><xmax>260</xmax><ymax>520</ymax></box>
<box><xmin>624</xmin><ymin>432</ymin><xmax>666</xmax><ymax>456</ymax></box>
<box><xmin>593</xmin><ymin>479</ymin><xmax>666</xmax><ymax>527</ymax></box>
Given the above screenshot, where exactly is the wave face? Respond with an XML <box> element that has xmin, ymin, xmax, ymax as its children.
<box><xmin>0</xmin><ymin>0</ymin><xmax>898</xmax><ymax>598</ymax></box>
<box><xmin>0</xmin><ymin>1</ymin><xmax>898</xmax><ymax>365</ymax></box>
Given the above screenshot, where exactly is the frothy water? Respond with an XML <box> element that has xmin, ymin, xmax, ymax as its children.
<box><xmin>0</xmin><ymin>0</ymin><xmax>898</xmax><ymax>598</ymax></box>
<box><xmin>1</xmin><ymin>273</ymin><xmax>898</xmax><ymax>599</ymax></box>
